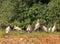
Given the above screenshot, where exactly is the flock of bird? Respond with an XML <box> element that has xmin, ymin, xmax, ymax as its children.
<box><xmin>42</xmin><ymin>23</ymin><xmax>56</xmax><ymax>32</ymax></box>
<box><xmin>5</xmin><ymin>19</ymin><xmax>56</xmax><ymax>34</ymax></box>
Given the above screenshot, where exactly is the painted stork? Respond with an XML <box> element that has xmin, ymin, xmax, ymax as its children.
<box><xmin>34</xmin><ymin>19</ymin><xmax>40</xmax><ymax>31</ymax></box>
<box><xmin>5</xmin><ymin>26</ymin><xmax>10</xmax><ymax>34</ymax></box>
<box><xmin>14</xmin><ymin>26</ymin><xmax>22</xmax><ymax>31</ymax></box>
<box><xmin>42</xmin><ymin>25</ymin><xmax>47</xmax><ymax>32</ymax></box>
<box><xmin>48</xmin><ymin>27</ymin><xmax>51</xmax><ymax>32</ymax></box>
<box><xmin>51</xmin><ymin>23</ymin><xmax>56</xmax><ymax>32</ymax></box>
<box><xmin>26</xmin><ymin>24</ymin><xmax>32</xmax><ymax>33</ymax></box>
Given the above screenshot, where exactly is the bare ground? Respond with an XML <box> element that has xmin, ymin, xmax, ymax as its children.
<box><xmin>0</xmin><ymin>32</ymin><xmax>60</xmax><ymax>44</ymax></box>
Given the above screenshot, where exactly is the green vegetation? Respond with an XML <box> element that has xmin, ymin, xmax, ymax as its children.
<box><xmin>0</xmin><ymin>0</ymin><xmax>60</xmax><ymax>30</ymax></box>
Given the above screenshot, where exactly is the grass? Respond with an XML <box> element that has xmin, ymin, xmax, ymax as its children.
<box><xmin>0</xmin><ymin>30</ymin><xmax>5</xmax><ymax>37</ymax></box>
<box><xmin>0</xmin><ymin>30</ymin><xmax>60</xmax><ymax>37</ymax></box>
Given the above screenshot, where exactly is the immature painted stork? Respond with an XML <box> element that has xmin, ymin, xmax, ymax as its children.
<box><xmin>51</xmin><ymin>23</ymin><xmax>56</xmax><ymax>32</ymax></box>
<box><xmin>48</xmin><ymin>27</ymin><xmax>52</xmax><ymax>32</ymax></box>
<box><xmin>26</xmin><ymin>24</ymin><xmax>32</xmax><ymax>33</ymax></box>
<box><xmin>42</xmin><ymin>25</ymin><xmax>47</xmax><ymax>32</ymax></box>
<box><xmin>14</xmin><ymin>26</ymin><xmax>22</xmax><ymax>31</ymax></box>
<box><xmin>5</xmin><ymin>26</ymin><xmax>10</xmax><ymax>34</ymax></box>
<box><xmin>34</xmin><ymin>19</ymin><xmax>40</xmax><ymax>31</ymax></box>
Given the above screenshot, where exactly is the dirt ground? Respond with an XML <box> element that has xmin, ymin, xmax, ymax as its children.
<box><xmin>0</xmin><ymin>33</ymin><xmax>60</xmax><ymax>44</ymax></box>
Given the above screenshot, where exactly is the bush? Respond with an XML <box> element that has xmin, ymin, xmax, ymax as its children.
<box><xmin>0</xmin><ymin>0</ymin><xmax>60</xmax><ymax>30</ymax></box>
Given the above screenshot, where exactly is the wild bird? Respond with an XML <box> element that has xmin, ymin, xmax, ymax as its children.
<box><xmin>26</xmin><ymin>24</ymin><xmax>32</xmax><ymax>33</ymax></box>
<box><xmin>34</xmin><ymin>19</ymin><xmax>40</xmax><ymax>31</ymax></box>
<box><xmin>51</xmin><ymin>23</ymin><xmax>56</xmax><ymax>32</ymax></box>
<box><xmin>42</xmin><ymin>25</ymin><xmax>47</xmax><ymax>32</ymax></box>
<box><xmin>41</xmin><ymin>22</ymin><xmax>56</xmax><ymax>32</ymax></box>
<box><xmin>14</xmin><ymin>26</ymin><xmax>22</xmax><ymax>31</ymax></box>
<box><xmin>5</xmin><ymin>26</ymin><xmax>10</xmax><ymax>34</ymax></box>
<box><xmin>48</xmin><ymin>27</ymin><xmax>52</xmax><ymax>32</ymax></box>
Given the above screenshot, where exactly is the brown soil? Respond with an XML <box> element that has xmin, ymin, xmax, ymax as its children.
<box><xmin>0</xmin><ymin>34</ymin><xmax>60</xmax><ymax>44</ymax></box>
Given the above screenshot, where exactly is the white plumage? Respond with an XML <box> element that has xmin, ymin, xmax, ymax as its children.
<box><xmin>42</xmin><ymin>23</ymin><xmax>56</xmax><ymax>32</ymax></box>
<box><xmin>5</xmin><ymin>26</ymin><xmax>10</xmax><ymax>34</ymax></box>
<box><xmin>51</xmin><ymin>23</ymin><xmax>56</xmax><ymax>32</ymax></box>
<box><xmin>14</xmin><ymin>26</ymin><xmax>22</xmax><ymax>31</ymax></box>
<box><xmin>48</xmin><ymin>27</ymin><xmax>51</xmax><ymax>32</ymax></box>
<box><xmin>26</xmin><ymin>25</ymin><xmax>32</xmax><ymax>33</ymax></box>
<box><xmin>42</xmin><ymin>25</ymin><xmax>47</xmax><ymax>32</ymax></box>
<box><xmin>51</xmin><ymin>25</ymin><xmax>56</xmax><ymax>32</ymax></box>
<box><xmin>34</xmin><ymin>23</ymin><xmax>40</xmax><ymax>31</ymax></box>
